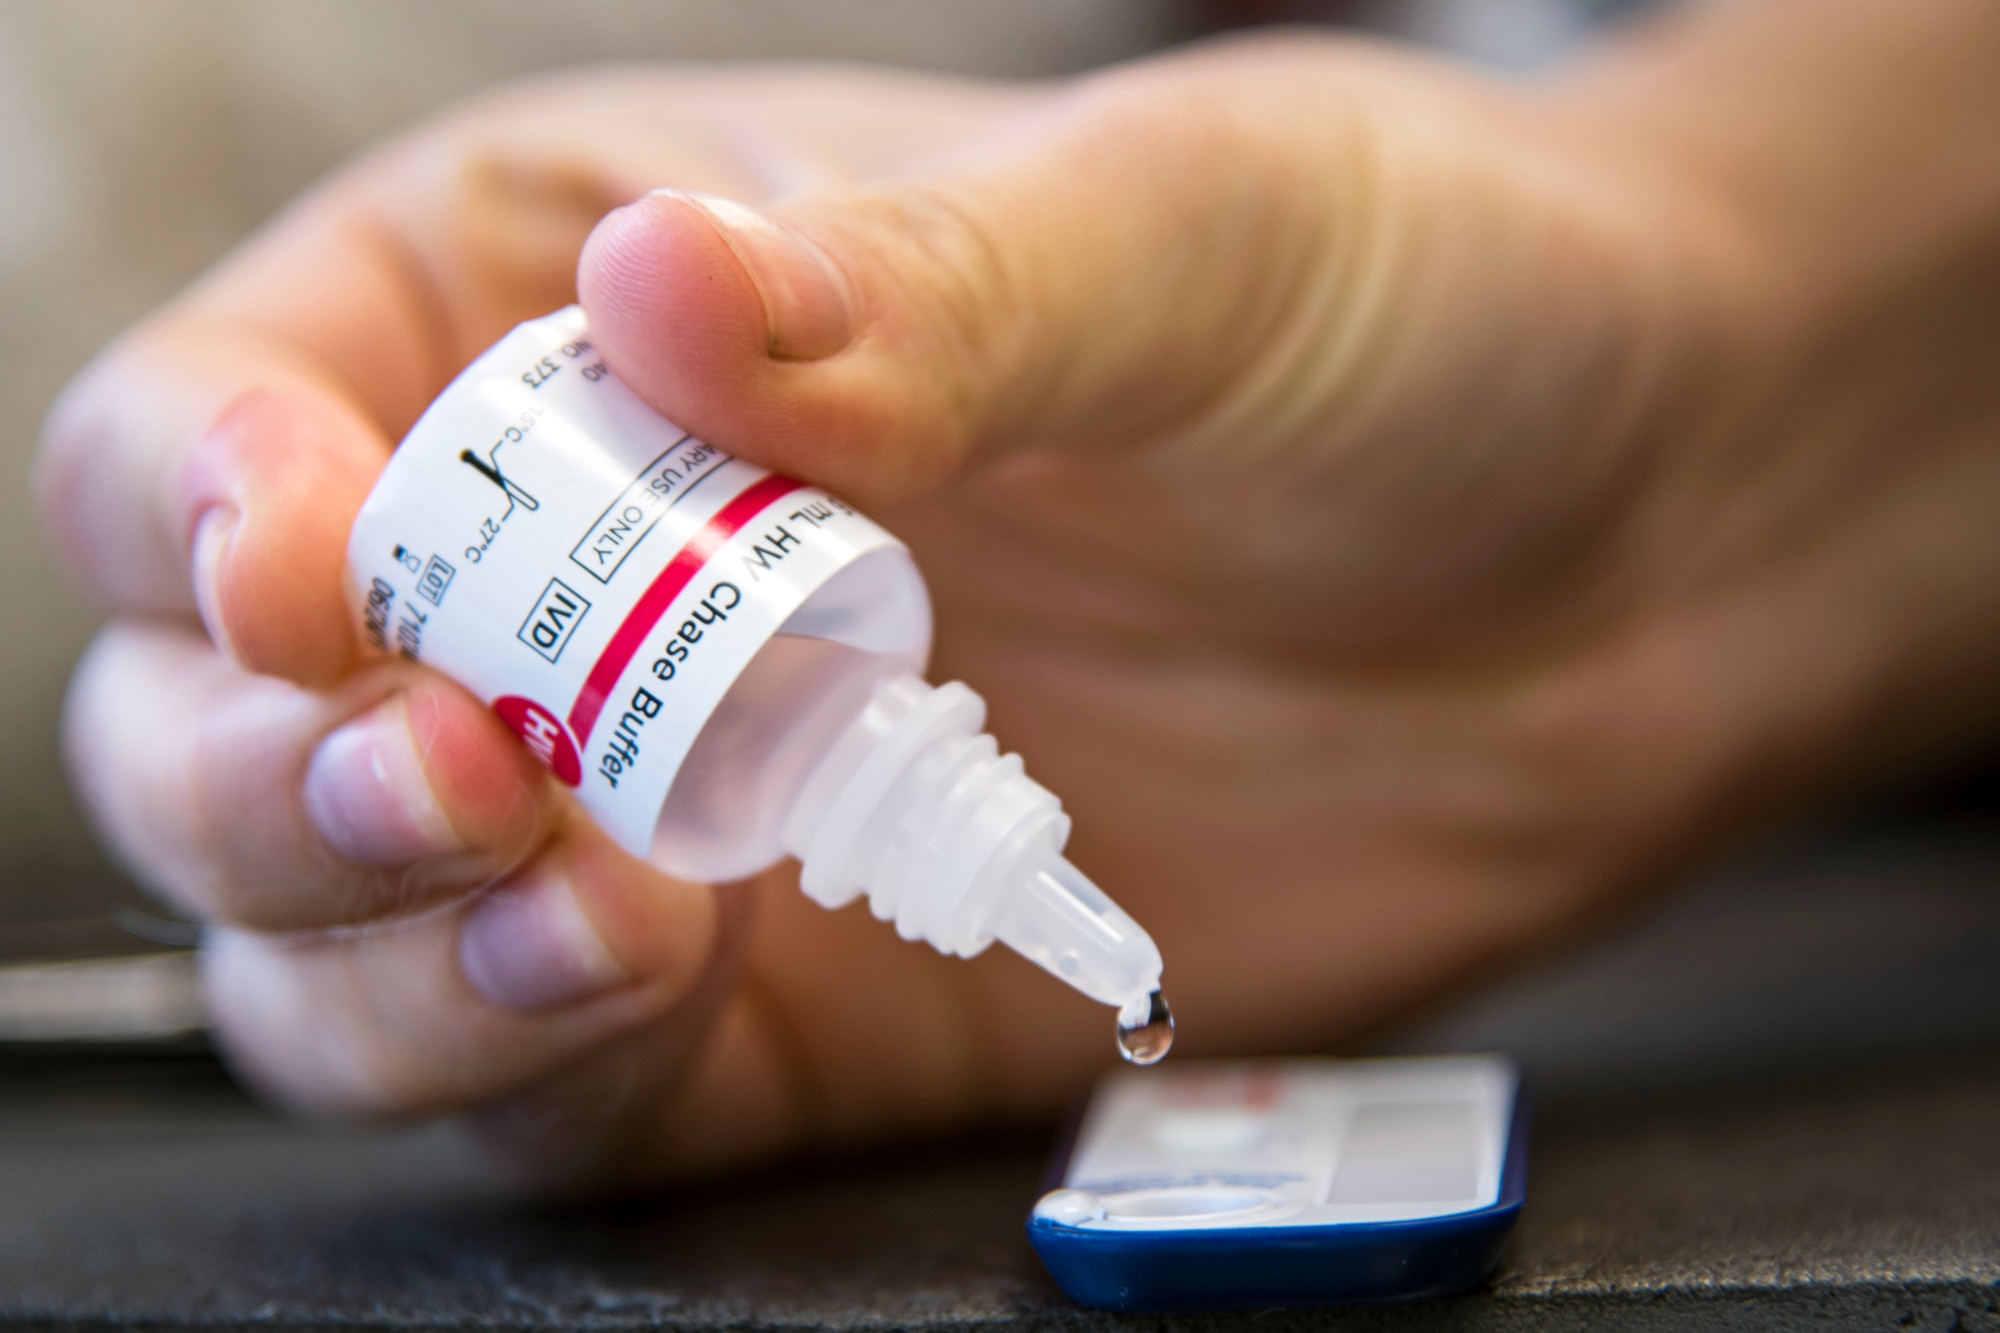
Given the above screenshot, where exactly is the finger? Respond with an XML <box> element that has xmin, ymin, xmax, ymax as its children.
<box><xmin>66</xmin><ymin>620</ymin><xmax>556</xmax><ymax>931</ymax></box>
<box><xmin>182</xmin><ymin>357</ymin><xmax>390</xmax><ymax>685</ymax></box>
<box><xmin>37</xmin><ymin>328</ymin><xmax>393</xmax><ymax>686</ymax></box>
<box><xmin>37</xmin><ymin>278</ymin><xmax>433</xmax><ymax>685</ymax></box>
<box><xmin>36</xmin><ymin>104</ymin><xmax>631</xmax><ymax>684</ymax></box>
<box><xmin>37</xmin><ymin>70</ymin><xmax>1044</xmax><ymax>682</ymax></box>
<box><xmin>455</xmin><ymin>891</ymin><xmax>775</xmax><ymax>1189</ymax></box>
<box><xmin>576</xmin><ymin>49</ymin><xmax>1375</xmax><ymax>508</ymax></box>
<box><xmin>203</xmin><ymin>822</ymin><xmax>723</xmax><ymax>1120</ymax></box>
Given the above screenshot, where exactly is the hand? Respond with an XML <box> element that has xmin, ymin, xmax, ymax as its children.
<box><xmin>39</xmin><ymin>4</ymin><xmax>2000</xmax><ymax>1187</ymax></box>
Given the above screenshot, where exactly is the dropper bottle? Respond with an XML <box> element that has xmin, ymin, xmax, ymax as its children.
<box><xmin>345</xmin><ymin>306</ymin><xmax>1173</xmax><ymax>1061</ymax></box>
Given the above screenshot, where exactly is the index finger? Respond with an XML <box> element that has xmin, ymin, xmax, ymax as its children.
<box><xmin>35</xmin><ymin>64</ymin><xmax>1038</xmax><ymax>685</ymax></box>
<box><xmin>34</xmin><ymin>85</ymin><xmax>642</xmax><ymax>684</ymax></box>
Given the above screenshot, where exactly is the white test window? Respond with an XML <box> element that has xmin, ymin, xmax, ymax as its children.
<box><xmin>1043</xmin><ymin>1056</ymin><xmax>1516</xmax><ymax>1231</ymax></box>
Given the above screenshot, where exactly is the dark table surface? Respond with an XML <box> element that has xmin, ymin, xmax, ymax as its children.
<box><xmin>4</xmin><ymin>1043</ymin><xmax>1997</xmax><ymax>1333</ymax></box>
<box><xmin>9</xmin><ymin>787</ymin><xmax>2000</xmax><ymax>1332</ymax></box>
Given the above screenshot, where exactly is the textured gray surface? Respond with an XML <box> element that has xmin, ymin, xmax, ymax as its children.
<box><xmin>8</xmin><ymin>801</ymin><xmax>2000</xmax><ymax>1331</ymax></box>
<box><xmin>3</xmin><ymin>1050</ymin><xmax>1996</xmax><ymax>1332</ymax></box>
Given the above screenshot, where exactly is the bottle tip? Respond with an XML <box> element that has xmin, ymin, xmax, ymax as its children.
<box><xmin>988</xmin><ymin>855</ymin><xmax>1165</xmax><ymax>1008</ymax></box>
<box><xmin>1115</xmin><ymin>988</ymin><xmax>1174</xmax><ymax>1065</ymax></box>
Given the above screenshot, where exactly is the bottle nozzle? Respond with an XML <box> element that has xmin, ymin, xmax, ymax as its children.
<box><xmin>787</xmin><ymin>675</ymin><xmax>1167</xmax><ymax>1035</ymax></box>
<box><xmin>986</xmin><ymin>854</ymin><xmax>1163</xmax><ymax>1009</ymax></box>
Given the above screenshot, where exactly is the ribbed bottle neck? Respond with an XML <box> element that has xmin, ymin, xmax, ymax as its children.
<box><xmin>783</xmin><ymin>673</ymin><xmax>1164</xmax><ymax>1009</ymax></box>
<box><xmin>782</xmin><ymin>675</ymin><xmax>1068</xmax><ymax>957</ymax></box>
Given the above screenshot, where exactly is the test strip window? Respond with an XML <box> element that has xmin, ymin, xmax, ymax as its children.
<box><xmin>1054</xmin><ymin>1056</ymin><xmax>1516</xmax><ymax>1230</ymax></box>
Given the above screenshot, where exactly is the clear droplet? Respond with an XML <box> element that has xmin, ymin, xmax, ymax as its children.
<box><xmin>1116</xmin><ymin>989</ymin><xmax>1174</xmax><ymax>1065</ymax></box>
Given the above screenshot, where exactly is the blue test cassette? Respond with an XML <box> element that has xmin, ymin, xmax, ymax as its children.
<box><xmin>1027</xmin><ymin>1055</ymin><xmax>1527</xmax><ymax>1310</ymax></box>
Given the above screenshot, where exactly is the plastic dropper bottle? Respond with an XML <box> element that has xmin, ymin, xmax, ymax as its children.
<box><xmin>347</xmin><ymin>307</ymin><xmax>1171</xmax><ymax>1060</ymax></box>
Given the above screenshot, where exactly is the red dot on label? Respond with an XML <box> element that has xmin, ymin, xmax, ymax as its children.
<box><xmin>492</xmin><ymin>695</ymin><xmax>583</xmax><ymax>787</ymax></box>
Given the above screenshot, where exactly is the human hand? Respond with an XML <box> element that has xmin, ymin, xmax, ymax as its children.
<box><xmin>40</xmin><ymin>2</ymin><xmax>2000</xmax><ymax>1186</ymax></box>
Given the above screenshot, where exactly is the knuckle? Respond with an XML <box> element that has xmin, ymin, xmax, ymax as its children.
<box><xmin>180</xmin><ymin>676</ymin><xmax>324</xmax><ymax>924</ymax></box>
<box><xmin>35</xmin><ymin>350</ymin><xmax>159</xmax><ymax>604</ymax></box>
<box><xmin>65</xmin><ymin>625</ymin><xmax>219</xmax><ymax>916</ymax></box>
<box><xmin>37</xmin><ymin>330</ymin><xmax>243</xmax><ymax>613</ymax></box>
<box><xmin>845</xmin><ymin>182</ymin><xmax>1024</xmax><ymax>387</ymax></box>
<box><xmin>203</xmin><ymin>927</ymin><xmax>456</xmax><ymax>1119</ymax></box>
<box><xmin>66</xmin><ymin>622</ymin><xmax>401</xmax><ymax>932</ymax></box>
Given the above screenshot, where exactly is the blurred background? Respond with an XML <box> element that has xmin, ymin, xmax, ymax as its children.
<box><xmin>1</xmin><ymin>0</ymin><xmax>1995</xmax><ymax>1090</ymax></box>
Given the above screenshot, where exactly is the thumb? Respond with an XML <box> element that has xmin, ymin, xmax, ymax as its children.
<box><xmin>576</xmin><ymin>77</ymin><xmax>1352</xmax><ymax>507</ymax></box>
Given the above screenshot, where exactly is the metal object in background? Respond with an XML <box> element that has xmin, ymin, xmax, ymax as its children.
<box><xmin>0</xmin><ymin>950</ymin><xmax>203</xmax><ymax>1044</ymax></box>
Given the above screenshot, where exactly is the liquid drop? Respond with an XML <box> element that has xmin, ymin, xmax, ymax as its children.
<box><xmin>1116</xmin><ymin>989</ymin><xmax>1175</xmax><ymax>1065</ymax></box>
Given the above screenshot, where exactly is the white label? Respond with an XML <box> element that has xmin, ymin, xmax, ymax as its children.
<box><xmin>347</xmin><ymin>306</ymin><xmax>903</xmax><ymax>856</ymax></box>
<box><xmin>568</xmin><ymin>441</ymin><xmax>731</xmax><ymax>584</ymax></box>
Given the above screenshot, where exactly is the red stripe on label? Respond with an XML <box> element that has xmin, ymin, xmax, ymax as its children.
<box><xmin>567</xmin><ymin>474</ymin><xmax>803</xmax><ymax>745</ymax></box>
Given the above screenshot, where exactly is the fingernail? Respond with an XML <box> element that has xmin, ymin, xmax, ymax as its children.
<box><xmin>304</xmin><ymin>697</ymin><xmax>463</xmax><ymax>865</ymax></box>
<box><xmin>460</xmin><ymin>872</ymin><xmax>626</xmax><ymax>1011</ymax></box>
<box><xmin>655</xmin><ymin>189</ymin><xmax>856</xmax><ymax>360</ymax></box>
<box><xmin>189</xmin><ymin>505</ymin><xmax>241</xmax><ymax>660</ymax></box>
